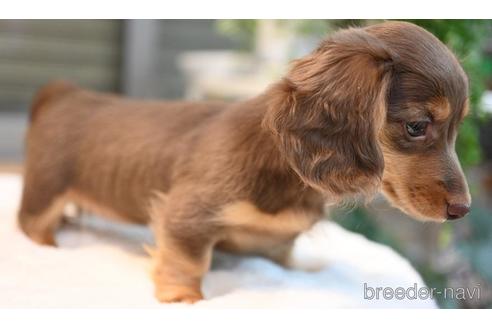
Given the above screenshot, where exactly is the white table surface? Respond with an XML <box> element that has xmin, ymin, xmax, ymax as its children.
<box><xmin>0</xmin><ymin>174</ymin><xmax>435</xmax><ymax>308</ymax></box>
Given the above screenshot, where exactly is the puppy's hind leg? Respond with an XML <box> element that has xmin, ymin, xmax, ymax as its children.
<box><xmin>18</xmin><ymin>170</ymin><xmax>68</xmax><ymax>246</ymax></box>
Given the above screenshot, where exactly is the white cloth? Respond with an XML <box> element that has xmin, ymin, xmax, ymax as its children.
<box><xmin>0</xmin><ymin>174</ymin><xmax>435</xmax><ymax>308</ymax></box>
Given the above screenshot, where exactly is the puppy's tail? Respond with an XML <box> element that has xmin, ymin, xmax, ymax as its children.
<box><xmin>30</xmin><ymin>80</ymin><xmax>78</xmax><ymax>123</ymax></box>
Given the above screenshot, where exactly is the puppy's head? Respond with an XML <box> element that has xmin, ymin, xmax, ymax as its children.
<box><xmin>264</xmin><ymin>21</ymin><xmax>471</xmax><ymax>222</ymax></box>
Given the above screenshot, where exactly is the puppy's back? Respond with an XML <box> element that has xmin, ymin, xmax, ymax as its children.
<box><xmin>24</xmin><ymin>81</ymin><xmax>229</xmax><ymax>223</ymax></box>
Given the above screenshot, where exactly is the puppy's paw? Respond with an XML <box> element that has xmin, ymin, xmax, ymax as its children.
<box><xmin>155</xmin><ymin>285</ymin><xmax>203</xmax><ymax>304</ymax></box>
<box><xmin>22</xmin><ymin>229</ymin><xmax>58</xmax><ymax>247</ymax></box>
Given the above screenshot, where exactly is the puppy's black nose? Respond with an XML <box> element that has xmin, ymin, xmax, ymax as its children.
<box><xmin>447</xmin><ymin>203</ymin><xmax>470</xmax><ymax>220</ymax></box>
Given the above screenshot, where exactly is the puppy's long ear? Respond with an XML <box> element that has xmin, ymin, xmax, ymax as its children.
<box><xmin>264</xmin><ymin>28</ymin><xmax>396</xmax><ymax>200</ymax></box>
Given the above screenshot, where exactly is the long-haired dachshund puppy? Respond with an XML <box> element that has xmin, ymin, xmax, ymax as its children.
<box><xmin>19</xmin><ymin>21</ymin><xmax>471</xmax><ymax>303</ymax></box>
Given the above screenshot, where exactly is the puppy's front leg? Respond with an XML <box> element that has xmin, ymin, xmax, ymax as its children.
<box><xmin>149</xmin><ymin>192</ymin><xmax>216</xmax><ymax>304</ymax></box>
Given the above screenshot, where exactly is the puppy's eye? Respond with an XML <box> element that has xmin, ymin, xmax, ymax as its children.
<box><xmin>405</xmin><ymin>121</ymin><xmax>429</xmax><ymax>139</ymax></box>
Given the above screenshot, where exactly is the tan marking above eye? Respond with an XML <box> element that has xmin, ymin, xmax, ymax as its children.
<box><xmin>428</xmin><ymin>97</ymin><xmax>451</xmax><ymax>121</ymax></box>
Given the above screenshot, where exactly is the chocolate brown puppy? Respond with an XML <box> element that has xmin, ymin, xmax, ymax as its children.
<box><xmin>19</xmin><ymin>21</ymin><xmax>471</xmax><ymax>303</ymax></box>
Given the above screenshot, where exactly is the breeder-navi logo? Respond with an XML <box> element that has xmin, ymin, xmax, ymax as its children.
<box><xmin>363</xmin><ymin>283</ymin><xmax>481</xmax><ymax>301</ymax></box>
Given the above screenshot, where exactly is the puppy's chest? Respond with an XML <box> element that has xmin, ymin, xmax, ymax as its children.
<box><xmin>216</xmin><ymin>201</ymin><xmax>323</xmax><ymax>254</ymax></box>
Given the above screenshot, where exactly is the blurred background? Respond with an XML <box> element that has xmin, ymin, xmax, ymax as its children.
<box><xmin>0</xmin><ymin>19</ymin><xmax>491</xmax><ymax>308</ymax></box>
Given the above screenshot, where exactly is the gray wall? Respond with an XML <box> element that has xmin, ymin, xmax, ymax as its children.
<box><xmin>0</xmin><ymin>20</ymin><xmax>122</xmax><ymax>111</ymax></box>
<box><xmin>0</xmin><ymin>19</ymin><xmax>239</xmax><ymax>112</ymax></box>
<box><xmin>123</xmin><ymin>20</ymin><xmax>239</xmax><ymax>99</ymax></box>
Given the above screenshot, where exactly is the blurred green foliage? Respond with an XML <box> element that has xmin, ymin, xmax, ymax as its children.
<box><xmin>216</xmin><ymin>20</ymin><xmax>257</xmax><ymax>50</ymax></box>
<box><xmin>334</xmin><ymin>207</ymin><xmax>402</xmax><ymax>252</ymax></box>
<box><xmin>457</xmin><ymin>206</ymin><xmax>492</xmax><ymax>308</ymax></box>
